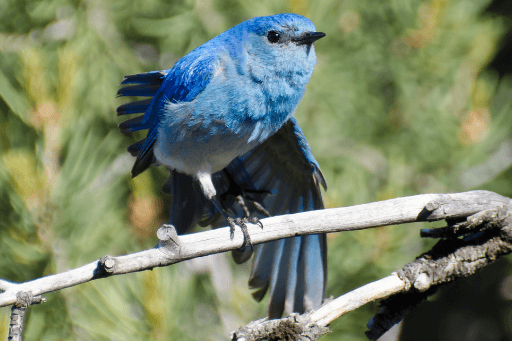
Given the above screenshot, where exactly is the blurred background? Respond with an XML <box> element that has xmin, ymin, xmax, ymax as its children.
<box><xmin>1</xmin><ymin>0</ymin><xmax>512</xmax><ymax>340</ymax></box>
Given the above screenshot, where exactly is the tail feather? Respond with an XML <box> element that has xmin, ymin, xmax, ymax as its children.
<box><xmin>300</xmin><ymin>233</ymin><xmax>327</xmax><ymax>310</ymax></box>
<box><xmin>283</xmin><ymin>236</ymin><xmax>302</xmax><ymax>315</ymax></box>
<box><xmin>249</xmin><ymin>242</ymin><xmax>274</xmax><ymax>295</ymax></box>
<box><xmin>264</xmin><ymin>239</ymin><xmax>286</xmax><ymax>318</ymax></box>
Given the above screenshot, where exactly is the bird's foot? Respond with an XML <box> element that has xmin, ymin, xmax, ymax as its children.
<box><xmin>235</xmin><ymin>194</ymin><xmax>269</xmax><ymax>229</ymax></box>
<box><xmin>219</xmin><ymin>169</ymin><xmax>270</xmax><ymax>227</ymax></box>
<box><xmin>227</xmin><ymin>217</ymin><xmax>252</xmax><ymax>251</ymax></box>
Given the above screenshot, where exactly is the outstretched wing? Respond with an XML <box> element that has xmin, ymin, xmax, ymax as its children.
<box><xmin>155</xmin><ymin>114</ymin><xmax>326</xmax><ymax>317</ymax></box>
<box><xmin>117</xmin><ymin>50</ymin><xmax>218</xmax><ymax>177</ymax></box>
<box><xmin>224</xmin><ymin>117</ymin><xmax>327</xmax><ymax>318</ymax></box>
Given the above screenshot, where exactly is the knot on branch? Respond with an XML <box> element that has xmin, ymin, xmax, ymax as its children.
<box><xmin>99</xmin><ymin>255</ymin><xmax>116</xmax><ymax>273</ymax></box>
<box><xmin>9</xmin><ymin>291</ymin><xmax>45</xmax><ymax>341</ymax></box>
<box><xmin>425</xmin><ymin>200</ymin><xmax>439</xmax><ymax>212</ymax></box>
<box><xmin>14</xmin><ymin>292</ymin><xmax>32</xmax><ymax>309</ymax></box>
<box><xmin>157</xmin><ymin>224</ymin><xmax>181</xmax><ymax>256</ymax></box>
<box><xmin>231</xmin><ymin>313</ymin><xmax>330</xmax><ymax>341</ymax></box>
<box><xmin>13</xmin><ymin>291</ymin><xmax>44</xmax><ymax>308</ymax></box>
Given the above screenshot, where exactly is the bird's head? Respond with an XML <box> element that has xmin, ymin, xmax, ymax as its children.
<box><xmin>237</xmin><ymin>13</ymin><xmax>325</xmax><ymax>82</ymax></box>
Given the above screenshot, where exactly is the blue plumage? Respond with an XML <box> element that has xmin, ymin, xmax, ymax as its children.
<box><xmin>118</xmin><ymin>13</ymin><xmax>327</xmax><ymax>318</ymax></box>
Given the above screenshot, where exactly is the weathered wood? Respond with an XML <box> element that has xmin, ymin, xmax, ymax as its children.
<box><xmin>1</xmin><ymin>190</ymin><xmax>511</xmax><ymax>341</ymax></box>
<box><xmin>1</xmin><ymin>190</ymin><xmax>509</xmax><ymax>308</ymax></box>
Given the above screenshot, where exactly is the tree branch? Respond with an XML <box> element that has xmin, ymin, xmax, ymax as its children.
<box><xmin>231</xmin><ymin>194</ymin><xmax>512</xmax><ymax>340</ymax></box>
<box><xmin>230</xmin><ymin>275</ymin><xmax>405</xmax><ymax>341</ymax></box>
<box><xmin>0</xmin><ymin>280</ymin><xmax>16</xmax><ymax>292</ymax></box>
<box><xmin>1</xmin><ymin>190</ymin><xmax>511</xmax><ymax>339</ymax></box>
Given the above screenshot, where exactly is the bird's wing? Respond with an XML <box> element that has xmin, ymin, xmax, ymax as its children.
<box><xmin>117</xmin><ymin>50</ymin><xmax>218</xmax><ymax>177</ymax></box>
<box><xmin>162</xmin><ymin>117</ymin><xmax>328</xmax><ymax>316</ymax></box>
<box><xmin>223</xmin><ymin>117</ymin><xmax>327</xmax><ymax>318</ymax></box>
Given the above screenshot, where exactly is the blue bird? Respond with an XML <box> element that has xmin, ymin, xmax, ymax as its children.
<box><xmin>117</xmin><ymin>13</ymin><xmax>327</xmax><ymax>318</ymax></box>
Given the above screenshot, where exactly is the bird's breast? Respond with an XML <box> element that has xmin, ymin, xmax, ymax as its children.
<box><xmin>153</xmin><ymin>66</ymin><xmax>305</xmax><ymax>177</ymax></box>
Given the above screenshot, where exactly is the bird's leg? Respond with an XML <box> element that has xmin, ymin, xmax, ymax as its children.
<box><xmin>197</xmin><ymin>169</ymin><xmax>252</xmax><ymax>250</ymax></box>
<box><xmin>222</xmin><ymin>170</ymin><xmax>270</xmax><ymax>228</ymax></box>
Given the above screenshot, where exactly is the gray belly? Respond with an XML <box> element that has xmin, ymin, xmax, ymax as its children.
<box><xmin>154</xmin><ymin>127</ymin><xmax>258</xmax><ymax>176</ymax></box>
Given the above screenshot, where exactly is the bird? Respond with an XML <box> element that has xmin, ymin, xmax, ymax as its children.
<box><xmin>117</xmin><ymin>13</ymin><xmax>327</xmax><ymax>318</ymax></box>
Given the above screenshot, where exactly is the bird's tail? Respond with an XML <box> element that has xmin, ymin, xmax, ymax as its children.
<box><xmin>249</xmin><ymin>235</ymin><xmax>327</xmax><ymax>318</ymax></box>
<box><xmin>223</xmin><ymin>118</ymin><xmax>327</xmax><ymax>318</ymax></box>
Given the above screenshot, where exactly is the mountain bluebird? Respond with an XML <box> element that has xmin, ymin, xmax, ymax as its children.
<box><xmin>117</xmin><ymin>13</ymin><xmax>327</xmax><ymax>318</ymax></box>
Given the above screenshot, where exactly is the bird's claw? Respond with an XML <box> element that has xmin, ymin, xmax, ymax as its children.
<box><xmin>249</xmin><ymin>217</ymin><xmax>264</xmax><ymax>229</ymax></box>
<box><xmin>227</xmin><ymin>217</ymin><xmax>253</xmax><ymax>252</ymax></box>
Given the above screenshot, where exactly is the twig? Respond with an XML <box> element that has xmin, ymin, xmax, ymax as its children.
<box><xmin>8</xmin><ymin>292</ymin><xmax>45</xmax><ymax>341</ymax></box>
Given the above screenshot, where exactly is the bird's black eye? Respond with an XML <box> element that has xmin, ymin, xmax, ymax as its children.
<box><xmin>267</xmin><ymin>31</ymin><xmax>280</xmax><ymax>43</ymax></box>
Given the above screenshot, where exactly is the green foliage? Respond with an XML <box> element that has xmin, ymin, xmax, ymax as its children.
<box><xmin>0</xmin><ymin>0</ymin><xmax>511</xmax><ymax>339</ymax></box>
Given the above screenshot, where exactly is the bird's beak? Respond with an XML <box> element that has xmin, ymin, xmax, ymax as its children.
<box><xmin>293</xmin><ymin>32</ymin><xmax>326</xmax><ymax>45</ymax></box>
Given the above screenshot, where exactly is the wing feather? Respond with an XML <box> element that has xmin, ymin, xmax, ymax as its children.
<box><xmin>117</xmin><ymin>52</ymin><xmax>218</xmax><ymax>177</ymax></box>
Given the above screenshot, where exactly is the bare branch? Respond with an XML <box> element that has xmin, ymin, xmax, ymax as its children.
<box><xmin>0</xmin><ymin>190</ymin><xmax>509</xmax><ymax>308</ymax></box>
<box><xmin>231</xmin><ymin>197</ymin><xmax>512</xmax><ymax>340</ymax></box>
<box><xmin>1</xmin><ymin>190</ymin><xmax>511</xmax><ymax>339</ymax></box>
<box><xmin>366</xmin><ymin>207</ymin><xmax>512</xmax><ymax>339</ymax></box>
<box><xmin>230</xmin><ymin>275</ymin><xmax>406</xmax><ymax>341</ymax></box>
<box><xmin>310</xmin><ymin>275</ymin><xmax>406</xmax><ymax>327</ymax></box>
<box><xmin>0</xmin><ymin>280</ymin><xmax>16</xmax><ymax>292</ymax></box>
